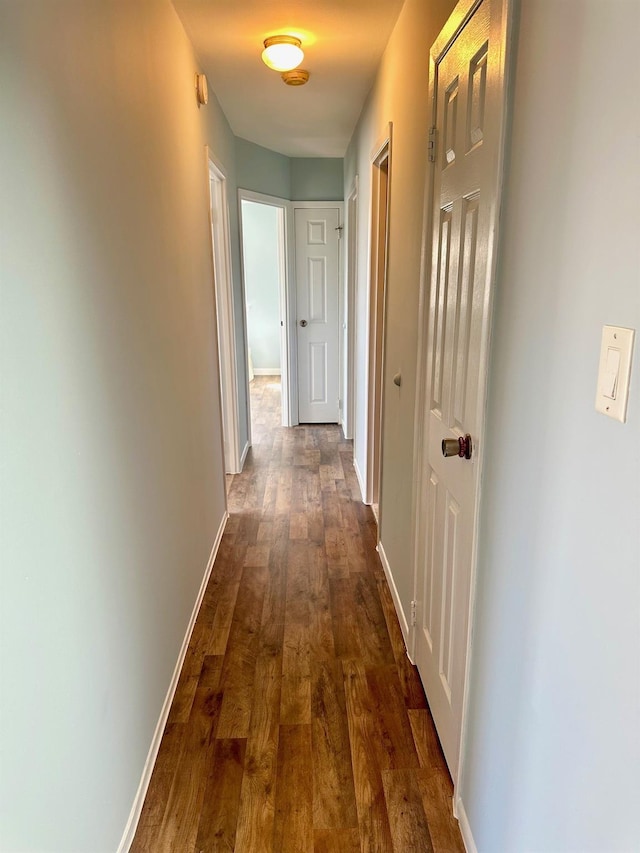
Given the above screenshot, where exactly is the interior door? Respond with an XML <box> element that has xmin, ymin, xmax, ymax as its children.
<box><xmin>294</xmin><ymin>207</ymin><xmax>341</xmax><ymax>423</ymax></box>
<box><xmin>414</xmin><ymin>0</ymin><xmax>511</xmax><ymax>780</ymax></box>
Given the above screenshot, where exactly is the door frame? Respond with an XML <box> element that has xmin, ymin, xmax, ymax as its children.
<box><xmin>365</xmin><ymin>125</ymin><xmax>393</xmax><ymax>522</ymax></box>
<box><xmin>410</xmin><ymin>0</ymin><xmax>515</xmax><ymax>801</ymax></box>
<box><xmin>344</xmin><ymin>177</ymin><xmax>359</xmax><ymax>440</ymax></box>
<box><xmin>206</xmin><ymin>148</ymin><xmax>241</xmax><ymax>475</ymax></box>
<box><xmin>237</xmin><ymin>189</ymin><xmax>293</xmax><ymax>428</ymax></box>
<box><xmin>291</xmin><ymin>201</ymin><xmax>345</xmax><ymax>425</ymax></box>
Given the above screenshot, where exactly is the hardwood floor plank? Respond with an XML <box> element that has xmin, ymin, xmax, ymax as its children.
<box><xmin>291</xmin><ymin>465</ymin><xmax>309</xmax><ymax>510</ymax></box>
<box><xmin>207</xmin><ymin>580</ymin><xmax>240</xmax><ymax>656</ymax></box>
<box><xmin>366</xmin><ymin>666</ymin><xmax>420</xmax><ymax>770</ymax></box>
<box><xmin>131</xmin><ymin>723</ymin><xmax>186</xmax><ymax>842</ymax></box>
<box><xmin>352</xmin><ymin>573</ymin><xmax>396</xmax><ymax>667</ymax></box>
<box><xmin>194</xmin><ymin>738</ymin><xmax>246</xmax><ymax>851</ymax></box>
<box><xmin>313</xmin><ymin>828</ymin><xmax>361</xmax><ymax>853</ymax></box>
<box><xmin>281</xmin><ymin>620</ymin><xmax>311</xmax><ymax>725</ymax></box>
<box><xmin>306</xmin><ymin>504</ymin><xmax>325</xmax><ymax>545</ymax></box>
<box><xmin>311</xmin><ymin>659</ymin><xmax>359</xmax><ymax>831</ymax></box>
<box><xmin>155</xmin><ymin>656</ymin><xmax>223</xmax><ymax>851</ymax></box>
<box><xmin>289</xmin><ymin>510</ymin><xmax>309</xmax><ymax>540</ymax></box>
<box><xmin>308</xmin><ymin>542</ymin><xmax>336</xmax><ymax>662</ymax></box>
<box><xmin>235</xmin><ymin>509</ymin><xmax>261</xmax><ymax>544</ymax></box>
<box><xmin>275</xmin><ymin>467</ymin><xmax>293</xmax><ymax>513</ymax></box>
<box><xmin>375</xmin><ymin>577</ymin><xmax>428</xmax><ymax>710</ymax></box>
<box><xmin>343</xmin><ymin>659</ymin><xmax>395</xmax><ymax>853</ymax></box>
<box><xmin>259</xmin><ymin>572</ymin><xmax>287</xmax><ymax>662</ymax></box>
<box><xmin>382</xmin><ymin>768</ymin><xmax>435</xmax><ymax>853</ymax></box>
<box><xmin>234</xmin><ymin>653</ymin><xmax>282</xmax><ymax>852</ymax></box>
<box><xmin>273</xmin><ymin>724</ymin><xmax>313</xmax><ymax>852</ymax></box>
<box><xmin>329</xmin><ymin>578</ymin><xmax>362</xmax><ymax>660</ymax></box>
<box><xmin>216</xmin><ymin>567</ymin><xmax>267</xmax><ymax>739</ymax></box>
<box><xmin>244</xmin><ymin>543</ymin><xmax>271</xmax><ymax>568</ymax></box>
<box><xmin>408</xmin><ymin>710</ymin><xmax>465</xmax><ymax>853</ymax></box>
<box><xmin>324</xmin><ymin>527</ymin><xmax>350</xmax><ymax>579</ymax></box>
<box><xmin>321</xmin><ymin>487</ymin><xmax>343</xmax><ymax>528</ymax></box>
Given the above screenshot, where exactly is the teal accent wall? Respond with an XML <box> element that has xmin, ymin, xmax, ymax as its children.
<box><xmin>235</xmin><ymin>137</ymin><xmax>291</xmax><ymax>199</ymax></box>
<box><xmin>291</xmin><ymin>157</ymin><xmax>344</xmax><ymax>200</ymax></box>
<box><xmin>236</xmin><ymin>138</ymin><xmax>343</xmax><ymax>201</ymax></box>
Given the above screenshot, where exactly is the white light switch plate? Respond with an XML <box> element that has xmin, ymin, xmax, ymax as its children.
<box><xmin>595</xmin><ymin>325</ymin><xmax>635</xmax><ymax>422</ymax></box>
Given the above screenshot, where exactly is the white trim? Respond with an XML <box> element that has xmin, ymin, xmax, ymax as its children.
<box><xmin>207</xmin><ymin>149</ymin><xmax>241</xmax><ymax>475</ymax></box>
<box><xmin>377</xmin><ymin>540</ymin><xmax>411</xmax><ymax>653</ymax></box>
<box><xmin>455</xmin><ymin>796</ymin><xmax>478</xmax><ymax>853</ymax></box>
<box><xmin>252</xmin><ymin>368</ymin><xmax>282</xmax><ymax>376</ymax></box>
<box><xmin>365</xmin><ymin>124</ymin><xmax>393</xmax><ymax>514</ymax></box>
<box><xmin>240</xmin><ymin>440</ymin><xmax>250</xmax><ymax>469</ymax></box>
<box><xmin>353</xmin><ymin>455</ymin><xmax>367</xmax><ymax>504</ymax></box>
<box><xmin>290</xmin><ymin>200</ymin><xmax>344</xmax><ymax>210</ymax></box>
<box><xmin>238</xmin><ymin>188</ymin><xmax>288</xmax><ymax>205</ymax></box>
<box><xmin>117</xmin><ymin>511</ymin><xmax>229</xmax><ymax>853</ymax></box>
<box><xmin>238</xmin><ymin>189</ymin><xmax>294</xmax><ymax>428</ymax></box>
<box><xmin>285</xmin><ymin>202</ymin><xmax>298</xmax><ymax>426</ymax></box>
<box><xmin>343</xmin><ymin>176</ymin><xmax>359</xmax><ymax>440</ymax></box>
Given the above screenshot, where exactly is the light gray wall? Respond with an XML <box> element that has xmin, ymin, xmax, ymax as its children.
<box><xmin>460</xmin><ymin>1</ymin><xmax>640</xmax><ymax>849</ymax></box>
<box><xmin>235</xmin><ymin>137</ymin><xmax>291</xmax><ymax>199</ymax></box>
<box><xmin>343</xmin><ymin>0</ymin><xmax>456</xmax><ymax>622</ymax></box>
<box><xmin>291</xmin><ymin>158</ymin><xmax>344</xmax><ymax>201</ymax></box>
<box><xmin>0</xmin><ymin>1</ymin><xmax>237</xmax><ymax>849</ymax></box>
<box><xmin>241</xmin><ymin>201</ymin><xmax>282</xmax><ymax>371</ymax></box>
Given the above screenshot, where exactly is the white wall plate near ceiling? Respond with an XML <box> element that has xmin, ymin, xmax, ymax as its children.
<box><xmin>595</xmin><ymin>325</ymin><xmax>635</xmax><ymax>423</ymax></box>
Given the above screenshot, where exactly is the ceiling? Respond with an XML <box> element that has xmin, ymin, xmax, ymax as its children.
<box><xmin>172</xmin><ymin>0</ymin><xmax>405</xmax><ymax>158</ymax></box>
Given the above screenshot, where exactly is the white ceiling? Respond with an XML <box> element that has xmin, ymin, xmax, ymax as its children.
<box><xmin>172</xmin><ymin>0</ymin><xmax>405</xmax><ymax>158</ymax></box>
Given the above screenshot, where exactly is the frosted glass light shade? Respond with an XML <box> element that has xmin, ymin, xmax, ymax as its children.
<box><xmin>262</xmin><ymin>36</ymin><xmax>304</xmax><ymax>72</ymax></box>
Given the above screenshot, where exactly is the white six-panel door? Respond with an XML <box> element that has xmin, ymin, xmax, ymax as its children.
<box><xmin>294</xmin><ymin>207</ymin><xmax>341</xmax><ymax>424</ymax></box>
<box><xmin>414</xmin><ymin>0</ymin><xmax>511</xmax><ymax>781</ymax></box>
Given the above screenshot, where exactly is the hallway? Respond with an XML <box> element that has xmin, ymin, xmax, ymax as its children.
<box><xmin>132</xmin><ymin>376</ymin><xmax>463</xmax><ymax>852</ymax></box>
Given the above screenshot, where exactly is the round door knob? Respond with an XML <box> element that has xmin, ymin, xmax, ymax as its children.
<box><xmin>442</xmin><ymin>434</ymin><xmax>472</xmax><ymax>460</ymax></box>
<box><xmin>299</xmin><ymin>319</ymin><xmax>308</xmax><ymax>327</ymax></box>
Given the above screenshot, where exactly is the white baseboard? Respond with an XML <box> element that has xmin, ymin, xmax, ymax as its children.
<box><xmin>252</xmin><ymin>368</ymin><xmax>281</xmax><ymax>376</ymax></box>
<box><xmin>117</xmin><ymin>510</ymin><xmax>229</xmax><ymax>852</ymax></box>
<box><xmin>353</xmin><ymin>455</ymin><xmax>367</xmax><ymax>503</ymax></box>
<box><xmin>377</xmin><ymin>540</ymin><xmax>411</xmax><ymax>654</ymax></box>
<box><xmin>240</xmin><ymin>440</ymin><xmax>250</xmax><ymax>469</ymax></box>
<box><xmin>455</xmin><ymin>795</ymin><xmax>478</xmax><ymax>853</ymax></box>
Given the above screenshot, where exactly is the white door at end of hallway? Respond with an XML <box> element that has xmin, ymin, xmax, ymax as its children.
<box><xmin>294</xmin><ymin>207</ymin><xmax>341</xmax><ymax>424</ymax></box>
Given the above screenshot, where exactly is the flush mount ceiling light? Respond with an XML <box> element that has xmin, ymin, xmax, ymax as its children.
<box><xmin>261</xmin><ymin>35</ymin><xmax>304</xmax><ymax>72</ymax></box>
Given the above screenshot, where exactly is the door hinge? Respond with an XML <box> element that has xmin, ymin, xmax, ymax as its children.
<box><xmin>428</xmin><ymin>126</ymin><xmax>437</xmax><ymax>163</ymax></box>
<box><xmin>338</xmin><ymin>398</ymin><xmax>342</xmax><ymax>410</ymax></box>
<box><xmin>335</xmin><ymin>225</ymin><xmax>343</xmax><ymax>238</ymax></box>
<box><xmin>410</xmin><ymin>600</ymin><xmax>417</xmax><ymax>626</ymax></box>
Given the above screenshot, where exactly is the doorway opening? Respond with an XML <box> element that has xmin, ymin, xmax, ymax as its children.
<box><xmin>366</xmin><ymin>131</ymin><xmax>392</xmax><ymax>525</ymax></box>
<box><xmin>238</xmin><ymin>190</ymin><xmax>291</xmax><ymax>434</ymax></box>
<box><xmin>207</xmin><ymin>150</ymin><xmax>241</xmax><ymax>476</ymax></box>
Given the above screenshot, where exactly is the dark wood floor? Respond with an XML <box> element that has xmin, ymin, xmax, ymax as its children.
<box><xmin>132</xmin><ymin>376</ymin><xmax>463</xmax><ymax>852</ymax></box>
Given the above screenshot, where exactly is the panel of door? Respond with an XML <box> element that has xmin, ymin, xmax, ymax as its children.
<box><xmin>294</xmin><ymin>207</ymin><xmax>341</xmax><ymax>423</ymax></box>
<box><xmin>415</xmin><ymin>0</ymin><xmax>511</xmax><ymax>781</ymax></box>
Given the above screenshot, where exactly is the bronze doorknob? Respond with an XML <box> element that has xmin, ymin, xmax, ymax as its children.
<box><xmin>299</xmin><ymin>319</ymin><xmax>308</xmax><ymax>327</ymax></box>
<box><xmin>442</xmin><ymin>434</ymin><xmax>472</xmax><ymax>460</ymax></box>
